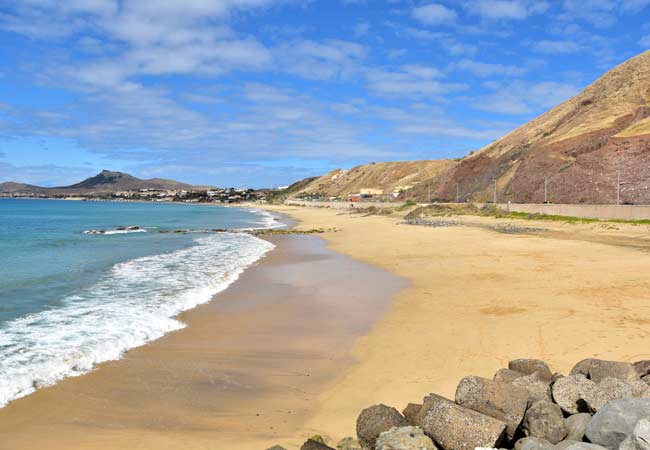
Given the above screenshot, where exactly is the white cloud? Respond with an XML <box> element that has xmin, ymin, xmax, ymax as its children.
<box><xmin>367</xmin><ymin>65</ymin><xmax>465</xmax><ymax>97</ymax></box>
<box><xmin>274</xmin><ymin>39</ymin><xmax>366</xmax><ymax>80</ymax></box>
<box><xmin>640</xmin><ymin>35</ymin><xmax>650</xmax><ymax>47</ymax></box>
<box><xmin>412</xmin><ymin>3</ymin><xmax>458</xmax><ymax>25</ymax></box>
<box><xmin>465</xmin><ymin>0</ymin><xmax>530</xmax><ymax>20</ymax></box>
<box><xmin>533</xmin><ymin>39</ymin><xmax>585</xmax><ymax>54</ymax></box>
<box><xmin>472</xmin><ymin>81</ymin><xmax>581</xmax><ymax>114</ymax></box>
<box><xmin>454</xmin><ymin>59</ymin><xmax>528</xmax><ymax>77</ymax></box>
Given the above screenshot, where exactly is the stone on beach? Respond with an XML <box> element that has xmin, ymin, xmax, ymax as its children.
<box><xmin>375</xmin><ymin>426</ymin><xmax>436</xmax><ymax>450</ymax></box>
<box><xmin>618</xmin><ymin>419</ymin><xmax>650</xmax><ymax>450</ymax></box>
<box><xmin>455</xmin><ymin>376</ymin><xmax>529</xmax><ymax>440</ymax></box>
<box><xmin>301</xmin><ymin>439</ymin><xmax>336</xmax><ymax>450</ymax></box>
<box><xmin>509</xmin><ymin>359</ymin><xmax>553</xmax><ymax>382</ymax></box>
<box><xmin>514</xmin><ymin>436</ymin><xmax>555</xmax><ymax>450</ymax></box>
<box><xmin>584</xmin><ymin>398</ymin><xmax>650</xmax><ymax>450</ymax></box>
<box><xmin>495</xmin><ymin>368</ymin><xmax>527</xmax><ymax>384</ymax></box>
<box><xmin>357</xmin><ymin>404</ymin><xmax>407</xmax><ymax>449</ymax></box>
<box><xmin>512</xmin><ymin>372</ymin><xmax>553</xmax><ymax>403</ymax></box>
<box><xmin>570</xmin><ymin>359</ymin><xmax>639</xmax><ymax>383</ymax></box>
<box><xmin>522</xmin><ymin>401</ymin><xmax>567</xmax><ymax>444</ymax></box>
<box><xmin>634</xmin><ymin>361</ymin><xmax>650</xmax><ymax>378</ymax></box>
<box><xmin>403</xmin><ymin>403</ymin><xmax>423</xmax><ymax>426</ymax></box>
<box><xmin>337</xmin><ymin>436</ymin><xmax>361</xmax><ymax>450</ymax></box>
<box><xmin>564</xmin><ymin>413</ymin><xmax>592</xmax><ymax>441</ymax></box>
<box><xmin>563</xmin><ymin>443</ymin><xmax>610</xmax><ymax>450</ymax></box>
<box><xmin>417</xmin><ymin>393</ymin><xmax>507</xmax><ymax>450</ymax></box>
<box><xmin>552</xmin><ymin>374</ymin><xmax>606</xmax><ymax>414</ymax></box>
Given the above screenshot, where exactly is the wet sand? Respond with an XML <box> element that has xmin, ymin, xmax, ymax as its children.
<box><xmin>0</xmin><ymin>235</ymin><xmax>405</xmax><ymax>450</ymax></box>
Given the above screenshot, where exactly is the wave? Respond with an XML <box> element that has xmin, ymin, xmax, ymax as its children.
<box><xmin>0</xmin><ymin>232</ymin><xmax>274</xmax><ymax>408</ymax></box>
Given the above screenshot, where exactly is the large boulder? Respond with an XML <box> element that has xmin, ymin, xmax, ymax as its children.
<box><xmin>564</xmin><ymin>413</ymin><xmax>592</xmax><ymax>441</ymax></box>
<box><xmin>375</xmin><ymin>426</ymin><xmax>436</xmax><ymax>450</ymax></box>
<box><xmin>301</xmin><ymin>440</ymin><xmax>336</xmax><ymax>450</ymax></box>
<box><xmin>584</xmin><ymin>398</ymin><xmax>650</xmax><ymax>450</ymax></box>
<box><xmin>570</xmin><ymin>359</ymin><xmax>639</xmax><ymax>383</ymax></box>
<box><xmin>522</xmin><ymin>401</ymin><xmax>567</xmax><ymax>444</ymax></box>
<box><xmin>618</xmin><ymin>419</ymin><xmax>650</xmax><ymax>450</ymax></box>
<box><xmin>514</xmin><ymin>436</ymin><xmax>555</xmax><ymax>450</ymax></box>
<box><xmin>509</xmin><ymin>359</ymin><xmax>554</xmax><ymax>382</ymax></box>
<box><xmin>417</xmin><ymin>393</ymin><xmax>507</xmax><ymax>450</ymax></box>
<box><xmin>555</xmin><ymin>440</ymin><xmax>581</xmax><ymax>450</ymax></box>
<box><xmin>403</xmin><ymin>404</ymin><xmax>422</xmax><ymax>426</ymax></box>
<box><xmin>357</xmin><ymin>404</ymin><xmax>407</xmax><ymax>449</ymax></box>
<box><xmin>634</xmin><ymin>361</ymin><xmax>650</xmax><ymax>378</ymax></box>
<box><xmin>513</xmin><ymin>372</ymin><xmax>553</xmax><ymax>403</ymax></box>
<box><xmin>455</xmin><ymin>376</ymin><xmax>530</xmax><ymax>440</ymax></box>
<box><xmin>563</xmin><ymin>444</ymin><xmax>610</xmax><ymax>450</ymax></box>
<box><xmin>266</xmin><ymin>446</ymin><xmax>287</xmax><ymax>450</ymax></box>
<box><xmin>598</xmin><ymin>377</ymin><xmax>635</xmax><ymax>402</ymax></box>
<box><xmin>552</xmin><ymin>374</ymin><xmax>606</xmax><ymax>414</ymax></box>
<box><xmin>495</xmin><ymin>368</ymin><xmax>526</xmax><ymax>383</ymax></box>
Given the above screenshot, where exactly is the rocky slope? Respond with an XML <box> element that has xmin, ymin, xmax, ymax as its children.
<box><xmin>430</xmin><ymin>50</ymin><xmax>650</xmax><ymax>204</ymax></box>
<box><xmin>0</xmin><ymin>170</ymin><xmax>208</xmax><ymax>195</ymax></box>
<box><xmin>291</xmin><ymin>160</ymin><xmax>457</xmax><ymax>199</ymax></box>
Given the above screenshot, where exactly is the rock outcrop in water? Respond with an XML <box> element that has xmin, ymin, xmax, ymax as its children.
<box><xmin>270</xmin><ymin>358</ymin><xmax>650</xmax><ymax>450</ymax></box>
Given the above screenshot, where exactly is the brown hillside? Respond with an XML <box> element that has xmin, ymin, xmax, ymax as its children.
<box><xmin>432</xmin><ymin>50</ymin><xmax>650</xmax><ymax>204</ymax></box>
<box><xmin>294</xmin><ymin>160</ymin><xmax>457</xmax><ymax>199</ymax></box>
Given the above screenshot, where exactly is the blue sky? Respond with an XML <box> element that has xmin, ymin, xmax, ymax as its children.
<box><xmin>0</xmin><ymin>0</ymin><xmax>649</xmax><ymax>188</ymax></box>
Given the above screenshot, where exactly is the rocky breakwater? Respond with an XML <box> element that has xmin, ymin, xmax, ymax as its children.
<box><xmin>269</xmin><ymin>358</ymin><xmax>650</xmax><ymax>450</ymax></box>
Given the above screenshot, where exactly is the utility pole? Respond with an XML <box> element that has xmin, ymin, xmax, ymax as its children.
<box><xmin>544</xmin><ymin>177</ymin><xmax>548</xmax><ymax>204</ymax></box>
<box><xmin>493</xmin><ymin>179</ymin><xmax>497</xmax><ymax>204</ymax></box>
<box><xmin>456</xmin><ymin>182</ymin><xmax>460</xmax><ymax>203</ymax></box>
<box><xmin>617</xmin><ymin>172</ymin><xmax>621</xmax><ymax>205</ymax></box>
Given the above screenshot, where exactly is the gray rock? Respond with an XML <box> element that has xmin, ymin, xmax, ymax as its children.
<box><xmin>564</xmin><ymin>413</ymin><xmax>592</xmax><ymax>441</ymax></box>
<box><xmin>495</xmin><ymin>368</ymin><xmax>527</xmax><ymax>383</ymax></box>
<box><xmin>564</xmin><ymin>444</ymin><xmax>610</xmax><ymax>450</ymax></box>
<box><xmin>598</xmin><ymin>378</ymin><xmax>635</xmax><ymax>402</ymax></box>
<box><xmin>509</xmin><ymin>359</ymin><xmax>554</xmax><ymax>382</ymax></box>
<box><xmin>513</xmin><ymin>372</ymin><xmax>553</xmax><ymax>403</ymax></box>
<box><xmin>403</xmin><ymin>403</ymin><xmax>422</xmax><ymax>426</ymax></box>
<box><xmin>375</xmin><ymin>426</ymin><xmax>436</xmax><ymax>450</ymax></box>
<box><xmin>585</xmin><ymin>398</ymin><xmax>650</xmax><ymax>450</ymax></box>
<box><xmin>357</xmin><ymin>404</ymin><xmax>407</xmax><ymax>450</ymax></box>
<box><xmin>570</xmin><ymin>359</ymin><xmax>639</xmax><ymax>383</ymax></box>
<box><xmin>337</xmin><ymin>437</ymin><xmax>361</xmax><ymax>450</ymax></box>
<box><xmin>523</xmin><ymin>401</ymin><xmax>568</xmax><ymax>444</ymax></box>
<box><xmin>455</xmin><ymin>375</ymin><xmax>530</xmax><ymax>440</ymax></box>
<box><xmin>552</xmin><ymin>374</ymin><xmax>606</xmax><ymax>414</ymax></box>
<box><xmin>301</xmin><ymin>440</ymin><xmax>336</xmax><ymax>450</ymax></box>
<box><xmin>630</xmin><ymin>381</ymin><xmax>650</xmax><ymax>397</ymax></box>
<box><xmin>514</xmin><ymin>437</ymin><xmax>555</xmax><ymax>450</ymax></box>
<box><xmin>643</xmin><ymin>375</ymin><xmax>650</xmax><ymax>386</ymax></box>
<box><xmin>555</xmin><ymin>440</ymin><xmax>581</xmax><ymax>450</ymax></box>
<box><xmin>618</xmin><ymin>419</ymin><xmax>650</xmax><ymax>450</ymax></box>
<box><xmin>417</xmin><ymin>393</ymin><xmax>507</xmax><ymax>450</ymax></box>
<box><xmin>266</xmin><ymin>446</ymin><xmax>287</xmax><ymax>450</ymax></box>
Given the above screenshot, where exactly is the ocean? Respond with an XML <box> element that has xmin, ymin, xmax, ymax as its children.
<box><xmin>0</xmin><ymin>199</ymin><xmax>278</xmax><ymax>407</ymax></box>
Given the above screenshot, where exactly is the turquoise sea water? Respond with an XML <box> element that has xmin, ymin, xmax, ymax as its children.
<box><xmin>0</xmin><ymin>199</ymin><xmax>278</xmax><ymax>407</ymax></box>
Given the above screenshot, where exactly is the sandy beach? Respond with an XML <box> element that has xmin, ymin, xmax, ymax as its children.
<box><xmin>257</xmin><ymin>204</ymin><xmax>650</xmax><ymax>444</ymax></box>
<box><xmin>3</xmin><ymin>204</ymin><xmax>650</xmax><ymax>449</ymax></box>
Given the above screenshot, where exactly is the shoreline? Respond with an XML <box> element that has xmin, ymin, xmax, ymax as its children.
<box><xmin>0</xmin><ymin>231</ymin><xmax>405</xmax><ymax>449</ymax></box>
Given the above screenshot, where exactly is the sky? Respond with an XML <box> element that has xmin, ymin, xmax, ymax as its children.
<box><xmin>0</xmin><ymin>1</ymin><xmax>649</xmax><ymax>188</ymax></box>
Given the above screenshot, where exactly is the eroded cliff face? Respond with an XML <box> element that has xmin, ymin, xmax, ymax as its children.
<box><xmin>432</xmin><ymin>51</ymin><xmax>650</xmax><ymax>204</ymax></box>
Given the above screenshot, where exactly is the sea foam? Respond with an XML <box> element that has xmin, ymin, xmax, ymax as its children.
<box><xmin>0</xmin><ymin>232</ymin><xmax>274</xmax><ymax>408</ymax></box>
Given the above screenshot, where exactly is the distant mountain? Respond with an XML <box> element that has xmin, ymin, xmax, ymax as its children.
<box><xmin>0</xmin><ymin>170</ymin><xmax>211</xmax><ymax>195</ymax></box>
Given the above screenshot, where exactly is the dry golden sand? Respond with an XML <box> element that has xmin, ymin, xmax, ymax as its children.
<box><xmin>259</xmin><ymin>204</ymin><xmax>650</xmax><ymax>443</ymax></box>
